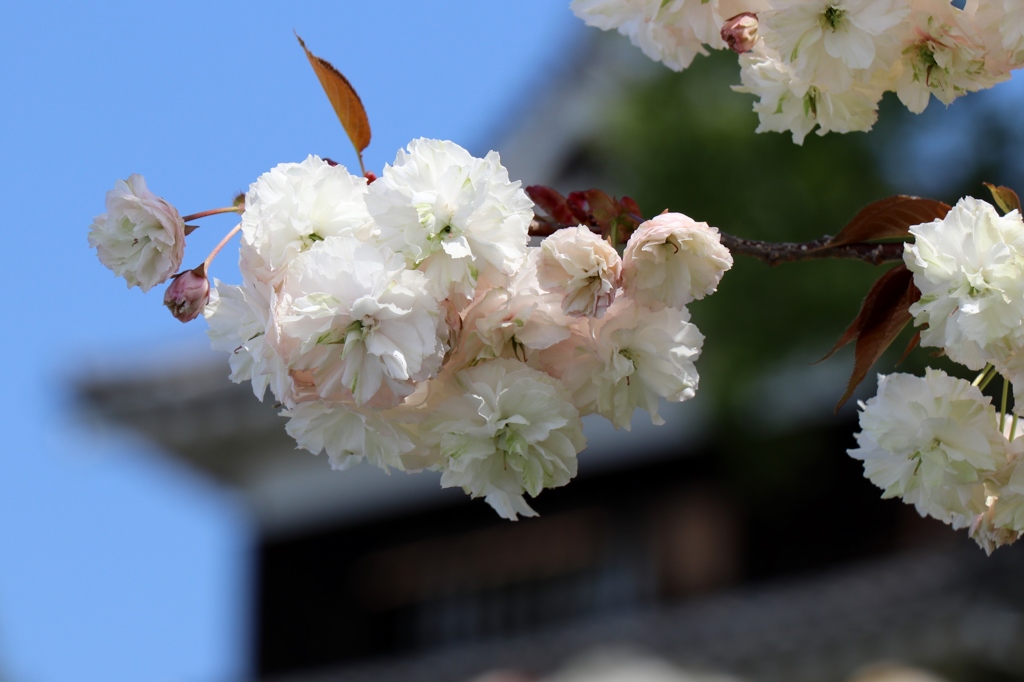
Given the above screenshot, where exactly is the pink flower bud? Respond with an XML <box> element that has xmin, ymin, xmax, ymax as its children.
<box><xmin>721</xmin><ymin>13</ymin><xmax>758</xmax><ymax>54</ymax></box>
<box><xmin>163</xmin><ymin>265</ymin><xmax>210</xmax><ymax>323</ymax></box>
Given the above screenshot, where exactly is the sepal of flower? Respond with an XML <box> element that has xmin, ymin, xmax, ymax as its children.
<box><xmin>88</xmin><ymin>174</ymin><xmax>185</xmax><ymax>292</ymax></box>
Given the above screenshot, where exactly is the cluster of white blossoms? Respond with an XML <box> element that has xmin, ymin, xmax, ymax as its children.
<box><xmin>571</xmin><ymin>0</ymin><xmax>1023</xmax><ymax>143</ymax></box>
<box><xmin>90</xmin><ymin>139</ymin><xmax>733</xmax><ymax>519</ymax></box>
<box><xmin>851</xmin><ymin>196</ymin><xmax>1024</xmax><ymax>552</ymax></box>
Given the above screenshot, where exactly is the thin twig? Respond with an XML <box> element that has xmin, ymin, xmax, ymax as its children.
<box><xmin>528</xmin><ymin>218</ymin><xmax>907</xmax><ymax>266</ymax></box>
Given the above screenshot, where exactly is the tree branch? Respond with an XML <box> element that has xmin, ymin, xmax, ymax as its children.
<box><xmin>528</xmin><ymin>218</ymin><xmax>907</xmax><ymax>267</ymax></box>
<box><xmin>717</xmin><ymin>233</ymin><xmax>906</xmax><ymax>266</ymax></box>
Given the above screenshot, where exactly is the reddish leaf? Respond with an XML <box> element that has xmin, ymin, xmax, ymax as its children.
<box><xmin>827</xmin><ymin>265</ymin><xmax>921</xmax><ymax>411</ymax></box>
<box><xmin>984</xmin><ymin>183</ymin><xmax>1022</xmax><ymax>215</ymax></box>
<box><xmin>533</xmin><ymin>188</ymin><xmax>646</xmax><ymax>245</ymax></box>
<box><xmin>619</xmin><ymin>196</ymin><xmax>643</xmax><ymax>222</ymax></box>
<box><xmin>823</xmin><ymin>196</ymin><xmax>950</xmax><ymax>248</ymax></box>
<box><xmin>897</xmin><ymin>329</ymin><xmax>921</xmax><ymax>366</ymax></box>
<box><xmin>584</xmin><ymin>189</ymin><xmax>620</xmax><ymax>231</ymax></box>
<box><xmin>526</xmin><ymin>186</ymin><xmax>576</xmax><ymax>225</ymax></box>
<box><xmin>566</xmin><ymin>191</ymin><xmax>591</xmax><ymax>224</ymax></box>
<box><xmin>296</xmin><ymin>33</ymin><xmax>372</xmax><ymax>169</ymax></box>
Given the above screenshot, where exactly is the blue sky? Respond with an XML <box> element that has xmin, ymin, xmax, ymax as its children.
<box><xmin>0</xmin><ymin>4</ymin><xmax>581</xmax><ymax>681</ymax></box>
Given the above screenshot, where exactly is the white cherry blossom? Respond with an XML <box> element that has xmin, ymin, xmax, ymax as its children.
<box><xmin>762</xmin><ymin>0</ymin><xmax>909</xmax><ymax>91</ymax></box>
<box><xmin>366</xmin><ymin>138</ymin><xmax>532</xmax><ymax>302</ymax></box>
<box><xmin>283</xmin><ymin>399</ymin><xmax>420</xmax><ymax>472</ymax></box>
<box><xmin>896</xmin><ymin>0</ymin><xmax>1006</xmax><ymax>114</ymax></box>
<box><xmin>571</xmin><ymin>0</ymin><xmax>709</xmax><ymax>71</ymax></box>
<box><xmin>849</xmin><ymin>370</ymin><xmax>1006</xmax><ymax>528</ymax></box>
<box><xmin>88</xmin><ymin>174</ymin><xmax>185</xmax><ymax>292</ymax></box>
<box><xmin>205</xmin><ymin>273</ymin><xmax>293</xmax><ymax>405</ymax></box>
<box><xmin>735</xmin><ymin>42</ymin><xmax>883</xmax><ymax>143</ymax></box>
<box><xmin>559</xmin><ymin>297</ymin><xmax>704</xmax><ymax>429</ymax></box>
<box><xmin>905</xmin><ymin>197</ymin><xmax>1024</xmax><ymax>369</ymax></box>
<box><xmin>240</xmin><ymin>155</ymin><xmax>373</xmax><ymax>285</ymax></box>
<box><xmin>423</xmin><ymin>358</ymin><xmax>586</xmax><ymax>520</ymax></box>
<box><xmin>275</xmin><ymin>236</ymin><xmax>444</xmax><ymax>408</ymax></box>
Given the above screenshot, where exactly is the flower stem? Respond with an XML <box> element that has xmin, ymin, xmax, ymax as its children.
<box><xmin>204</xmin><ymin>223</ymin><xmax>242</xmax><ymax>271</ymax></box>
<box><xmin>979</xmin><ymin>366</ymin><xmax>999</xmax><ymax>392</ymax></box>
<box><xmin>182</xmin><ymin>206</ymin><xmax>244</xmax><ymax>223</ymax></box>
<box><xmin>1001</xmin><ymin>376</ymin><xmax>1009</xmax><ymax>432</ymax></box>
<box><xmin>1012</xmin><ymin>414</ymin><xmax>1019</xmax><ymax>441</ymax></box>
<box><xmin>973</xmin><ymin>364</ymin><xmax>996</xmax><ymax>387</ymax></box>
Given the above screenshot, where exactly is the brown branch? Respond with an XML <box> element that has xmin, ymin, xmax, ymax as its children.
<box><xmin>717</xmin><ymin>233</ymin><xmax>907</xmax><ymax>266</ymax></box>
<box><xmin>528</xmin><ymin>218</ymin><xmax>907</xmax><ymax>266</ymax></box>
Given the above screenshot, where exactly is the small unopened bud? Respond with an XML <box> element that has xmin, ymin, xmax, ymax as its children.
<box><xmin>721</xmin><ymin>13</ymin><xmax>758</xmax><ymax>54</ymax></box>
<box><xmin>364</xmin><ymin>170</ymin><xmax>378</xmax><ymax>184</ymax></box>
<box><xmin>164</xmin><ymin>264</ymin><xmax>210</xmax><ymax>323</ymax></box>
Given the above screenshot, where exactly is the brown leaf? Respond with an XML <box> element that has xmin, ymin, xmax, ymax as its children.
<box><xmin>896</xmin><ymin>329</ymin><xmax>921</xmax><ymax>366</ymax></box>
<box><xmin>526</xmin><ymin>186</ymin><xmax>577</xmax><ymax>225</ymax></box>
<box><xmin>584</xmin><ymin>189</ymin><xmax>620</xmax><ymax>232</ymax></box>
<box><xmin>823</xmin><ymin>196</ymin><xmax>950</xmax><ymax>249</ymax></box>
<box><xmin>828</xmin><ymin>265</ymin><xmax>920</xmax><ymax>411</ymax></box>
<box><xmin>566</xmin><ymin>191</ymin><xmax>591</xmax><ymax>224</ymax></box>
<box><xmin>619</xmin><ymin>196</ymin><xmax>643</xmax><ymax>222</ymax></box>
<box><xmin>296</xmin><ymin>33</ymin><xmax>371</xmax><ymax>168</ymax></box>
<box><xmin>984</xmin><ymin>183</ymin><xmax>1022</xmax><ymax>215</ymax></box>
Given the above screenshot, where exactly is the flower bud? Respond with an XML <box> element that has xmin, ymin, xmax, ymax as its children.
<box><xmin>164</xmin><ymin>265</ymin><xmax>210</xmax><ymax>323</ymax></box>
<box><xmin>721</xmin><ymin>13</ymin><xmax>758</xmax><ymax>54</ymax></box>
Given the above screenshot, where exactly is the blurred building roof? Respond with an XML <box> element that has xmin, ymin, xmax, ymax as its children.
<box><xmin>265</xmin><ymin>547</ymin><xmax>1024</xmax><ymax>682</ymax></box>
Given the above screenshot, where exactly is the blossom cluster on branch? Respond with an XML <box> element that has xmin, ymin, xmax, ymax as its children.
<box><xmin>571</xmin><ymin>0</ymin><xmax>1023</xmax><ymax>143</ymax></box>
<box><xmin>88</xmin><ymin>140</ymin><xmax>733</xmax><ymax>520</ymax></box>
<box><xmin>850</xmin><ymin>196</ymin><xmax>1024</xmax><ymax>553</ymax></box>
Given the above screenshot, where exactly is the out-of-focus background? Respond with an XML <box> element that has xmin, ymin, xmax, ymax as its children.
<box><xmin>4</xmin><ymin>3</ymin><xmax>1024</xmax><ymax>682</ymax></box>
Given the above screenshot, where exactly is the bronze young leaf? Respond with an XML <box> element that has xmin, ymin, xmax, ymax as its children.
<box><xmin>822</xmin><ymin>196</ymin><xmax>950</xmax><ymax>249</ymax></box>
<box><xmin>296</xmin><ymin>33</ymin><xmax>372</xmax><ymax>174</ymax></box>
<box><xmin>825</xmin><ymin>264</ymin><xmax>920</xmax><ymax>411</ymax></box>
<box><xmin>983</xmin><ymin>183</ymin><xmax>1022</xmax><ymax>215</ymax></box>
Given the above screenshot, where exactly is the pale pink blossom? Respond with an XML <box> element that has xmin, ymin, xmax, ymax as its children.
<box><xmin>88</xmin><ymin>174</ymin><xmax>185</xmax><ymax>292</ymax></box>
<box><xmin>623</xmin><ymin>212</ymin><xmax>733</xmax><ymax>309</ymax></box>
<box><xmin>537</xmin><ymin>226</ymin><xmax>622</xmax><ymax>318</ymax></box>
<box><xmin>451</xmin><ymin>249</ymin><xmax>575</xmax><ymax>371</ymax></box>
<box><xmin>558</xmin><ymin>297</ymin><xmax>704</xmax><ymax>429</ymax></box>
